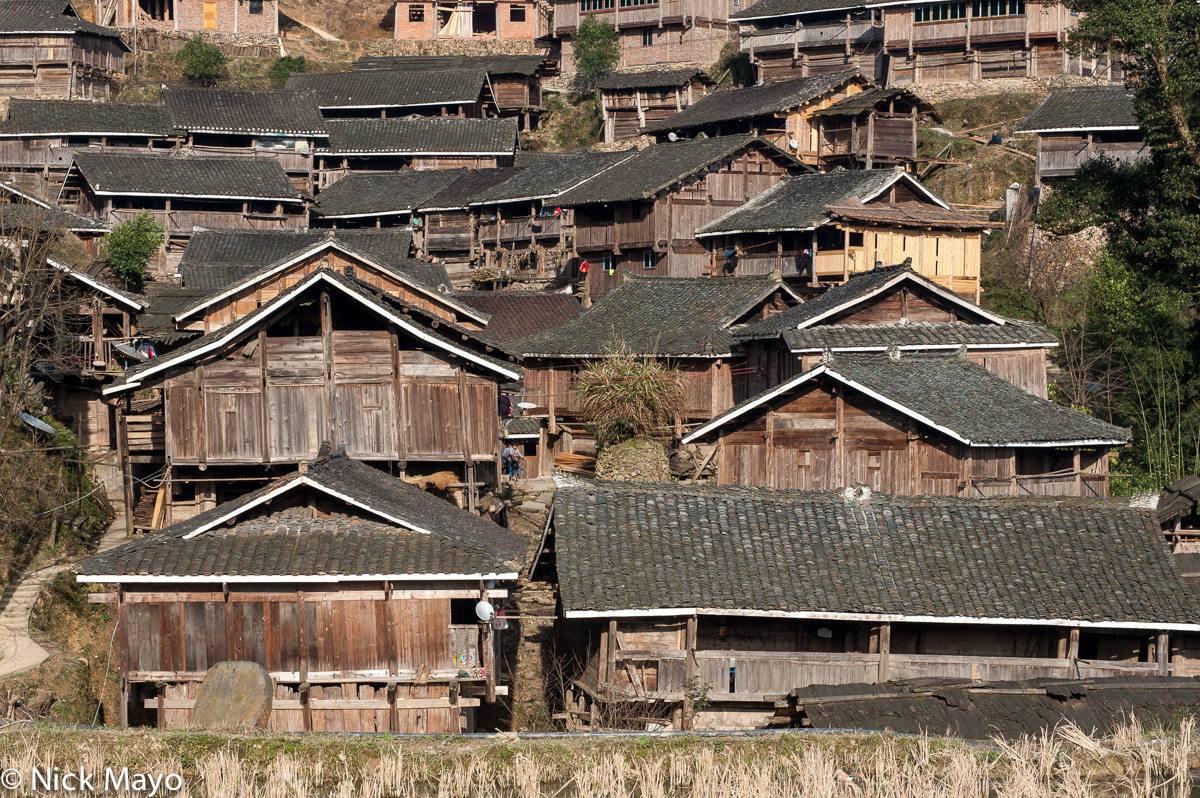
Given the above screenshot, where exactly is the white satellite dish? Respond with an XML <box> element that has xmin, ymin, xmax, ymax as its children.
<box><xmin>789</xmin><ymin>138</ymin><xmax>800</xmax><ymax>150</ymax></box>
<box><xmin>475</xmin><ymin>601</ymin><xmax>496</xmax><ymax>623</ymax></box>
<box><xmin>517</xmin><ymin>401</ymin><xmax>537</xmax><ymax>409</ymax></box>
<box><xmin>667</xmin><ymin>132</ymin><xmax>678</xmax><ymax>142</ymax></box>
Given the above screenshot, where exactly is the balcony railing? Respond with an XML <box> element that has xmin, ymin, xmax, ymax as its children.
<box><xmin>741</xmin><ymin>20</ymin><xmax>882</xmax><ymax>54</ymax></box>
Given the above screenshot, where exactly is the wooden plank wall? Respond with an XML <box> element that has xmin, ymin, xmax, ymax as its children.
<box><xmin>0</xmin><ymin>33</ymin><xmax>125</xmax><ymax>100</ymax></box>
<box><xmin>523</xmin><ymin>358</ymin><xmax>729</xmax><ymax>420</ymax></box>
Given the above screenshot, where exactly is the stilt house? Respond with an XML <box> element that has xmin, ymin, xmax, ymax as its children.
<box><xmin>77</xmin><ymin>450</ymin><xmax>527</xmax><ymax>732</ymax></box>
<box><xmin>597</xmin><ymin>68</ymin><xmax>714</xmax><ymax>144</ymax></box>
<box><xmin>733</xmin><ymin>0</ymin><xmax>888</xmax><ymax>83</ymax></box>
<box><xmin>313</xmin><ymin>169</ymin><xmax>467</xmax><ymax>228</ymax></box>
<box><xmin>543</xmin><ymin>481</ymin><xmax>1200</xmax><ymax>730</ymax></box>
<box><xmin>1016</xmin><ymin>86</ymin><xmax>1149</xmax><ymax>184</ymax></box>
<box><xmin>0</xmin><ymin>0</ymin><xmax>128</xmax><ymax>100</ymax></box>
<box><xmin>286</xmin><ymin>70</ymin><xmax>497</xmax><ymax>120</ymax></box>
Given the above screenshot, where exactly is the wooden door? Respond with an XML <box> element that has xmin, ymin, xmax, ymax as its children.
<box><xmin>203</xmin><ymin>0</ymin><xmax>217</xmax><ymax>29</ymax></box>
<box><xmin>332</xmin><ymin>330</ymin><xmax>398</xmax><ymax>459</ymax></box>
<box><xmin>265</xmin><ymin>337</ymin><xmax>326</xmax><ymax>462</ymax></box>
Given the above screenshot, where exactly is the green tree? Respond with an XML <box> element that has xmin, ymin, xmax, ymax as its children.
<box><xmin>176</xmin><ymin>35</ymin><xmax>227</xmax><ymax>85</ymax></box>
<box><xmin>268</xmin><ymin>55</ymin><xmax>307</xmax><ymax>89</ymax></box>
<box><xmin>104</xmin><ymin>212</ymin><xmax>164</xmax><ymax>289</ymax></box>
<box><xmin>572</xmin><ymin>17</ymin><xmax>620</xmax><ymax>81</ymax></box>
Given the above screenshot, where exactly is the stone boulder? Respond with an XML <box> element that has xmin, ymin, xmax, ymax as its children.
<box><xmin>191</xmin><ymin>661</ymin><xmax>273</xmax><ymax>731</ymax></box>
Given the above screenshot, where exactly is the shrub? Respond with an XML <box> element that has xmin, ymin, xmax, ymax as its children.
<box><xmin>573</xmin><ymin>17</ymin><xmax>620</xmax><ymax>80</ymax></box>
<box><xmin>268</xmin><ymin>55</ymin><xmax>307</xmax><ymax>89</ymax></box>
<box><xmin>104</xmin><ymin>212</ymin><xmax>164</xmax><ymax>289</ymax></box>
<box><xmin>573</xmin><ymin>347</ymin><xmax>688</xmax><ymax>445</ymax></box>
<box><xmin>177</xmin><ymin>35</ymin><xmax>227</xmax><ymax>85</ymax></box>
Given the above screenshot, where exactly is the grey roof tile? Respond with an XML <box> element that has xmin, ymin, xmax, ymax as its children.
<box><xmin>519</xmin><ymin>274</ymin><xmax>787</xmax><ymax>357</ymax></box>
<box><xmin>420</xmin><ymin>167</ymin><xmax>522</xmax><ymax>211</ymax></box>
<box><xmin>286</xmin><ymin>69</ymin><xmax>489</xmax><ymax>110</ymax></box>
<box><xmin>0</xmin><ymin>99</ymin><xmax>171</xmax><ymax>136</ymax></box>
<box><xmin>732</xmin><ymin>0</ymin><xmax>871</xmax><ymax>20</ymax></box>
<box><xmin>0</xmin><ymin>180</ymin><xmax>108</xmax><ymax>230</ymax></box>
<box><xmin>162</xmin><ymin>87</ymin><xmax>328</xmax><ymax>136</ymax></box>
<box><xmin>641</xmin><ymin>70</ymin><xmax>863</xmax><ymax>134</ymax></box>
<box><xmin>77</xmin><ymin>451</ymin><xmax>527</xmax><ymax>579</ymax></box>
<box><xmin>354</xmin><ymin>54</ymin><xmax>547</xmax><ymax>77</ymax></box>
<box><xmin>781</xmin><ymin>320</ymin><xmax>1058</xmax><ymax>351</ymax></box>
<box><xmin>314</xmin><ymin>169</ymin><xmax>467</xmax><ymax>218</ymax></box>
<box><xmin>323</xmin><ymin>116</ymin><xmax>516</xmax><ymax>155</ymax></box>
<box><xmin>597</xmin><ymin>67</ymin><xmax>709</xmax><ymax>90</ymax></box>
<box><xmin>555</xmin><ymin>135</ymin><xmax>793</xmax><ymax>206</ymax></box>
<box><xmin>696</xmin><ymin>169</ymin><xmax>903</xmax><ymax>236</ymax></box>
<box><xmin>71</xmin><ymin>151</ymin><xmax>303</xmax><ymax>201</ymax></box>
<box><xmin>696</xmin><ymin>351</ymin><xmax>1129</xmax><ymax>445</ymax></box>
<box><xmin>453</xmin><ymin>291</ymin><xmax>581</xmax><ymax>345</ymax></box>
<box><xmin>0</xmin><ymin>0</ymin><xmax>128</xmax><ymax>41</ymax></box>
<box><xmin>552</xmin><ymin>480</ymin><xmax>1200</xmax><ymax>625</ymax></box>
<box><xmin>1016</xmin><ymin>87</ymin><xmax>1140</xmax><ymax>133</ymax></box>
<box><xmin>470</xmin><ymin>149</ymin><xmax>636</xmax><ymax>205</ymax></box>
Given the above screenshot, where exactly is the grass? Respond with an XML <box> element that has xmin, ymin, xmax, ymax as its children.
<box><xmin>0</xmin><ymin>719</ymin><xmax>1190</xmax><ymax>796</ymax></box>
<box><xmin>529</xmin><ymin>93</ymin><xmax>603</xmax><ymax>152</ymax></box>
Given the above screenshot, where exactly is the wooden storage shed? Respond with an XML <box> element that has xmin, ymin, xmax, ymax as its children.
<box><xmin>77</xmin><ymin>450</ymin><xmax>527</xmax><ymax>731</ymax></box>
<box><xmin>0</xmin><ymin>0</ymin><xmax>128</xmax><ymax>100</ymax></box>
<box><xmin>1016</xmin><ymin>86</ymin><xmax>1149</xmax><ymax>184</ymax></box>
<box><xmin>596</xmin><ymin>68</ymin><xmax>714</xmax><ymax>144</ymax></box>
<box><xmin>683</xmin><ymin>350</ymin><xmax>1128</xmax><ymax>497</ymax></box>
<box><xmin>543</xmin><ymin>481</ymin><xmax>1200</xmax><ymax>730</ymax></box>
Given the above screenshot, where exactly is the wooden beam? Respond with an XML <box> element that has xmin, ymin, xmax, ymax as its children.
<box><xmin>1158</xmin><ymin>632</ymin><xmax>1170</xmax><ymax>676</ymax></box>
<box><xmin>877</xmin><ymin>622</ymin><xmax>890</xmax><ymax>684</ymax></box>
<box><xmin>683</xmin><ymin>616</ymin><xmax>697</xmax><ymax>730</ymax></box>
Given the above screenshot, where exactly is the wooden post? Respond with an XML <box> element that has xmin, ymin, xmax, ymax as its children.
<box><xmin>117</xmin><ymin>586</ymin><xmax>128</xmax><ymax>728</ymax></box>
<box><xmin>834</xmin><ymin>389</ymin><xmax>844</xmax><ymax>487</ymax></box>
<box><xmin>1157</xmin><ymin>632</ymin><xmax>1170</xmax><ymax>676</ymax></box>
<box><xmin>116</xmin><ymin>410</ymin><xmax>134</xmax><ymax>533</ymax></box>
<box><xmin>321</xmin><ymin>290</ymin><xmax>336</xmax><ymax>447</ymax></box>
<box><xmin>877</xmin><ymin>622</ymin><xmax>890</xmax><ymax>684</ymax></box>
<box><xmin>605</xmin><ymin>619</ymin><xmax>618</xmax><ymax>695</ymax></box>
<box><xmin>482</xmin><ymin>620</ymin><xmax>496</xmax><ymax>703</ymax></box>
<box><xmin>1073</xmin><ymin>447</ymin><xmax>1082</xmax><ymax>495</ymax></box>
<box><xmin>297</xmin><ymin>589</ymin><xmax>311</xmax><ymax>731</ymax></box>
<box><xmin>683</xmin><ymin>616</ymin><xmax>697</xmax><ymax>730</ymax></box>
<box><xmin>1068</xmin><ymin>628</ymin><xmax>1080</xmax><ymax>661</ymax></box>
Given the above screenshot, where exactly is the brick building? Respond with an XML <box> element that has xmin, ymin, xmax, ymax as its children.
<box><xmin>99</xmin><ymin>0</ymin><xmax>279</xmax><ymax>35</ymax></box>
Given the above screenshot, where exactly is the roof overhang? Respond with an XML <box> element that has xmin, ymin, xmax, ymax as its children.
<box><xmin>104</xmin><ymin>270</ymin><xmax>521</xmax><ymax>395</ymax></box>
<box><xmin>79</xmin><ymin>571</ymin><xmax>521</xmax><ymax>584</ymax></box>
<box><xmin>174</xmin><ymin>239</ymin><xmax>487</xmax><ymax>326</ymax></box>
<box><xmin>1021</xmin><ymin>125</ymin><xmax>1141</xmax><ymax>135</ymax></box>
<box><xmin>315</xmin><ymin>208</ymin><xmax>414</xmax><ymax>220</ymax></box>
<box><xmin>788</xmin><ymin>341</ymin><xmax>1060</xmax><ymax>354</ymax></box>
<box><xmin>333</xmin><ymin>149</ymin><xmax>511</xmax><ymax>157</ymax></box>
<box><xmin>84</xmin><ymin>189</ymin><xmax>303</xmax><ymax>202</ymax></box>
<box><xmin>794</xmin><ymin>271</ymin><xmax>1008</xmax><ymax>329</ymax></box>
<box><xmin>561</xmin><ymin>606</ymin><xmax>1200</xmax><ymax>632</ymax></box>
<box><xmin>48</xmin><ymin>257</ymin><xmax>146</xmax><ymax>311</ymax></box>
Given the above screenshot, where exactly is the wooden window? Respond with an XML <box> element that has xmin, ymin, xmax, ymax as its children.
<box><xmin>619</xmin><ymin>0</ymin><xmax>658</xmax><ymax>7</ymax></box>
<box><xmin>602</xmin><ymin>253</ymin><xmax>614</xmax><ymax>273</ymax></box>
<box><xmin>509</xmin><ymin>3</ymin><xmax>526</xmax><ymax>21</ymax></box>
<box><xmin>971</xmin><ymin>0</ymin><xmax>1024</xmax><ymax>16</ymax></box>
<box><xmin>641</xmin><ymin>28</ymin><xmax>653</xmax><ymax>46</ymax></box>
<box><xmin>249</xmin><ymin>0</ymin><xmax>263</xmax><ymax>13</ymax></box>
<box><xmin>203</xmin><ymin>0</ymin><xmax>217</xmax><ymax>28</ymax></box>
<box><xmin>580</xmin><ymin>0</ymin><xmax>614</xmax><ymax>11</ymax></box>
<box><xmin>642</xmin><ymin>250</ymin><xmax>657</xmax><ymax>270</ymax></box>
<box><xmin>914</xmin><ymin>2</ymin><xmax>965</xmax><ymax>22</ymax></box>
<box><xmin>849</xmin><ymin>232</ymin><xmax>864</xmax><ymax>248</ymax></box>
<box><xmin>409</xmin><ymin>4</ymin><xmax>424</xmax><ymax>20</ymax></box>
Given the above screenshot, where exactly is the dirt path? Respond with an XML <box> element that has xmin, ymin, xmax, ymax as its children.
<box><xmin>0</xmin><ymin>513</ymin><xmax>129</xmax><ymax>679</ymax></box>
<box><xmin>290</xmin><ymin>17</ymin><xmax>341</xmax><ymax>41</ymax></box>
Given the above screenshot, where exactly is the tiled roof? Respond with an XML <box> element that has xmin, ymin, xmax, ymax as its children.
<box><xmin>135</xmin><ymin>288</ymin><xmax>209</xmax><ymax>343</ymax></box>
<box><xmin>691</xmin><ymin>352</ymin><xmax>1129</xmax><ymax>445</ymax></box>
<box><xmin>419</xmin><ymin>167</ymin><xmax>522</xmax><ymax>211</ymax></box>
<box><xmin>469</xmin><ymin>149</ymin><xmax>636</xmax><ymax>206</ymax></box>
<box><xmin>1157</xmin><ymin>475</ymin><xmax>1200</xmax><ymax>525</ymax></box>
<box><xmin>314</xmin><ymin>170</ymin><xmax>466</xmax><ymax>218</ymax></box>
<box><xmin>641</xmin><ymin>70</ymin><xmax>863</xmax><ymax>134</ymax></box>
<box><xmin>453</xmin><ymin>291</ymin><xmax>581</xmax><ymax>346</ymax></box>
<box><xmin>551</xmin><ymin>481</ymin><xmax>1200</xmax><ymax>626</ymax></box>
<box><xmin>781</xmin><ymin>320</ymin><xmax>1058</xmax><ymax>351</ymax></box>
<box><xmin>1016</xmin><ymin>87</ymin><xmax>1140</xmax><ymax>133</ymax></box>
<box><xmin>323</xmin><ymin>116</ymin><xmax>517</xmax><ymax>155</ymax></box>
<box><xmin>732</xmin><ymin>0</ymin><xmax>871</xmax><ymax>20</ymax></box>
<box><xmin>503</xmin><ymin>417</ymin><xmax>541</xmax><ymax>437</ymax></box>
<box><xmin>519</xmin><ymin>274</ymin><xmax>788</xmax><ymax>357</ymax></box>
<box><xmin>108</xmin><ymin>268</ymin><xmax>520</xmax><ymax>393</ymax></box>
<box><xmin>696</xmin><ymin>169</ymin><xmax>907</xmax><ymax>236</ymax></box>
<box><xmin>732</xmin><ymin>264</ymin><xmax>996</xmax><ymax>339</ymax></box>
<box><xmin>597</xmin><ymin>67</ymin><xmax>709</xmax><ymax>90</ymax></box>
<box><xmin>354</xmin><ymin>54</ymin><xmax>547</xmax><ymax>77</ymax></box>
<box><xmin>177</xmin><ymin>228</ymin><xmax>440</xmax><ymax>292</ymax></box>
<box><xmin>0</xmin><ymin>0</ymin><xmax>128</xmax><ymax>41</ymax></box>
<box><xmin>810</xmin><ymin>87</ymin><xmax>936</xmax><ymax>118</ymax></box>
<box><xmin>162</xmin><ymin>87</ymin><xmax>328</xmax><ymax>136</ymax></box>
<box><xmin>0</xmin><ymin>180</ymin><xmax>108</xmax><ymax>231</ymax></box>
<box><xmin>555</xmin><ymin>135</ymin><xmax>792</xmax><ymax>206</ymax></box>
<box><xmin>826</xmin><ymin>201</ymin><xmax>989</xmax><ymax>230</ymax></box>
<box><xmin>71</xmin><ymin>152</ymin><xmax>303</xmax><ymax>201</ymax></box>
<box><xmin>286</xmin><ymin>69</ymin><xmax>489</xmax><ymax>109</ymax></box>
<box><xmin>0</xmin><ymin>99</ymin><xmax>171</xmax><ymax>136</ymax></box>
<box><xmin>77</xmin><ymin>452</ymin><xmax>527</xmax><ymax>580</ymax></box>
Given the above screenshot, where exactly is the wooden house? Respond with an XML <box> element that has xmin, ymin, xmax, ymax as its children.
<box><xmin>0</xmin><ymin>100</ymin><xmax>176</xmax><ymax>199</ymax></box>
<box><xmin>0</xmin><ymin>178</ymin><xmax>110</xmax><ymax>254</ymax></box>
<box><xmin>0</xmin><ymin>0</ymin><xmax>129</xmax><ymax>100</ymax></box>
<box><xmin>313</xmin><ymin>169</ymin><xmax>467</xmax><ymax>229</ymax></box>
<box><xmin>353</xmin><ymin>55</ymin><xmax>550</xmax><ymax>128</ymax></box>
<box><xmin>415</xmin><ymin>167</ymin><xmax>522</xmax><ymax>285</ymax></box>
<box><xmin>317</xmin><ymin>117</ymin><xmax>519</xmax><ymax>187</ymax></box>
<box><xmin>286</xmin><ymin>69</ymin><xmax>497</xmax><ymax>120</ymax></box>
<box><xmin>683</xmin><ymin>350</ymin><xmax>1128</xmax><ymax>497</ymax></box>
<box><xmin>162</xmin><ymin>87</ymin><xmax>329</xmax><ymax>194</ymax></box>
<box><xmin>101</xmin><ymin>266</ymin><xmax>520</xmax><ymax>527</ymax></box>
<box><xmin>390</xmin><ymin>0</ymin><xmax>550</xmax><ymax>44</ymax></box>
<box><xmin>694</xmin><ymin>170</ymin><xmax>987</xmax><ymax>299</ymax></box>
<box><xmin>640</xmin><ymin>70</ymin><xmax>869</xmax><ymax>152</ymax></box>
<box><xmin>99</xmin><ymin>0</ymin><xmax>280</xmax><ymax>33</ymax></box>
<box><xmin>552</xmin><ymin>135</ymin><xmax>804</xmax><ymax>302</ymax></box>
<box><xmin>880</xmin><ymin>0</ymin><xmax>1118</xmax><ymax>85</ymax></box>
<box><xmin>77</xmin><ymin>450</ymin><xmax>527</xmax><ymax>731</ymax></box>
<box><xmin>733</xmin><ymin>0</ymin><xmax>887</xmax><ymax>83</ymax></box>
<box><xmin>728</xmin><ymin>263</ymin><xmax>1056</xmax><ymax>399</ymax></box>
<box><xmin>518</xmin><ymin>274</ymin><xmax>800</xmax><ymax>468</ymax></box>
<box><xmin>805</xmin><ymin>87</ymin><xmax>937</xmax><ymax>169</ymax></box>
<box><xmin>1016</xmin><ymin>86</ymin><xmax>1148</xmax><ymax>184</ymax></box>
<box><xmin>58</xmin><ymin>152</ymin><xmax>309</xmax><ymax>277</ymax></box>
<box><xmin>541</xmin><ymin>481</ymin><xmax>1200</xmax><ymax>730</ymax></box>
<box><xmin>553</xmin><ymin>0</ymin><xmax>737</xmax><ymax>72</ymax></box>
<box><xmin>596</xmin><ymin>68</ymin><xmax>714</xmax><ymax>144</ymax></box>
<box><xmin>466</xmin><ymin>149</ymin><xmax>636</xmax><ymax>288</ymax></box>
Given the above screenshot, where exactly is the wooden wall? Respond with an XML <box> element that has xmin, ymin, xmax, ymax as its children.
<box><xmin>0</xmin><ymin>33</ymin><xmax>125</xmax><ymax>100</ymax></box>
<box><xmin>714</xmin><ymin>380</ymin><xmax>1110</xmax><ymax>497</ymax></box>
<box><xmin>162</xmin><ymin>294</ymin><xmax>499</xmax><ymax>466</ymax></box>
<box><xmin>115</xmin><ymin>581</ymin><xmax>500</xmax><ymax>732</ymax></box>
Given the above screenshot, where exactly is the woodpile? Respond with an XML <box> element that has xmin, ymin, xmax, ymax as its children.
<box><xmin>0</xmin><ymin>686</ymin><xmax>52</xmax><ymax>722</ymax></box>
<box><xmin>554</xmin><ymin>453</ymin><xmax>596</xmax><ymax>475</ymax></box>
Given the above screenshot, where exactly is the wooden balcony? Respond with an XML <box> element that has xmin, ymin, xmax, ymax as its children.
<box><xmin>477</xmin><ymin>214</ymin><xmax>563</xmax><ymax>244</ymax></box>
<box><xmin>741</xmin><ymin>20</ymin><xmax>882</xmax><ymax>54</ymax></box>
<box><xmin>188</xmin><ymin>144</ymin><xmax>313</xmax><ymax>173</ymax></box>
<box><xmin>108</xmin><ymin>207</ymin><xmax>307</xmax><ymax>234</ymax></box>
<box><xmin>1038</xmin><ymin>139</ymin><xmax>1149</xmax><ymax>179</ymax></box>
